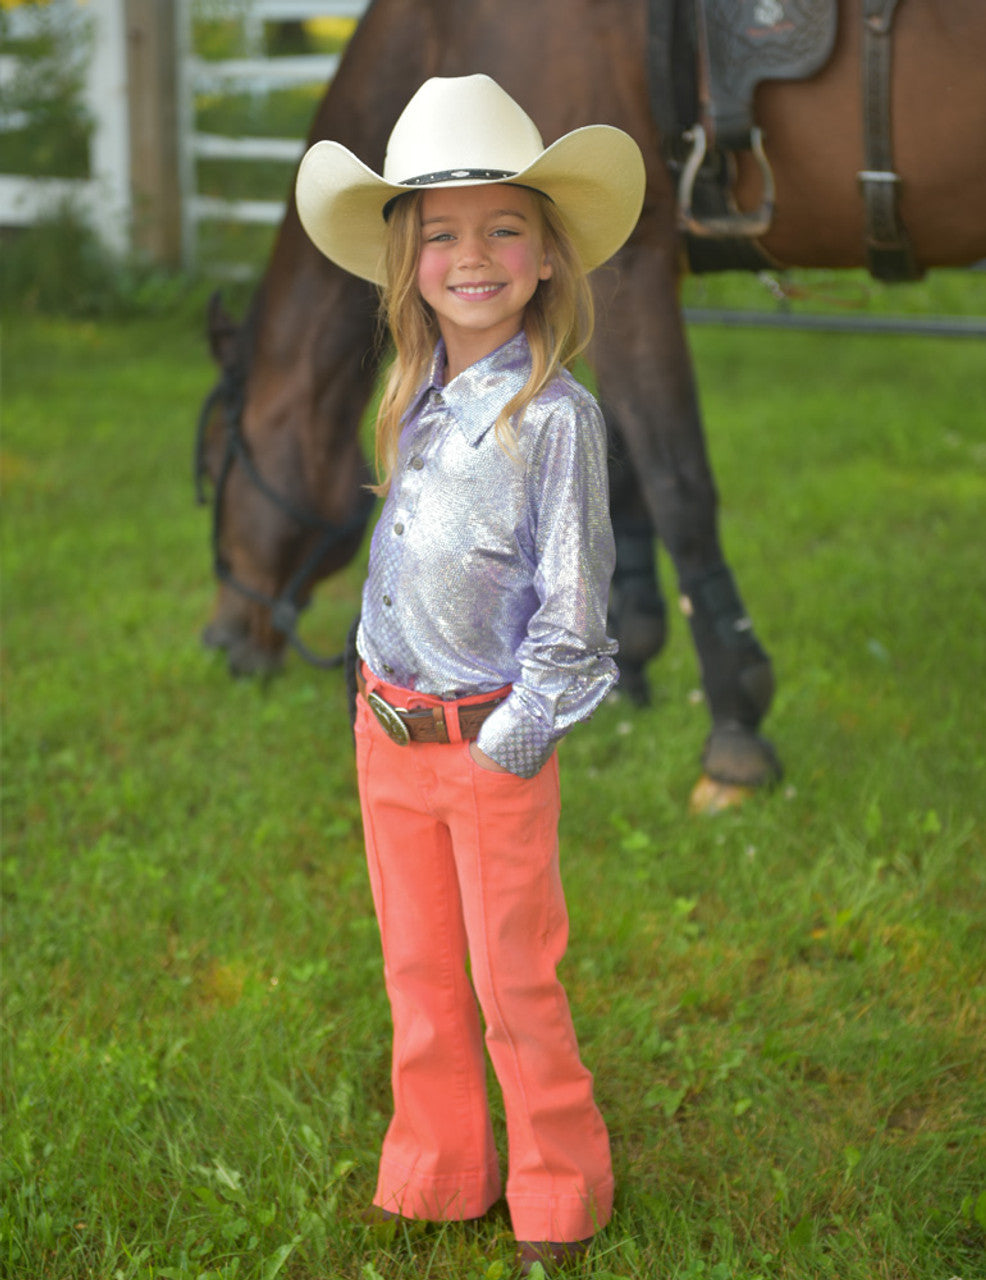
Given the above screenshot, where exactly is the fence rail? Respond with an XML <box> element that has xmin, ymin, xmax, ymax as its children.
<box><xmin>191</xmin><ymin>133</ymin><xmax>307</xmax><ymax>161</ymax></box>
<box><xmin>186</xmin><ymin>52</ymin><xmax>342</xmax><ymax>88</ymax></box>
<box><xmin>190</xmin><ymin>194</ymin><xmax>287</xmax><ymax>226</ymax></box>
<box><xmin>251</xmin><ymin>0</ymin><xmax>368</xmax><ymax>15</ymax></box>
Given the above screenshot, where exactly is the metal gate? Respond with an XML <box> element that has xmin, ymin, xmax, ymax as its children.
<box><xmin>177</xmin><ymin>0</ymin><xmax>370</xmax><ymax>272</ymax></box>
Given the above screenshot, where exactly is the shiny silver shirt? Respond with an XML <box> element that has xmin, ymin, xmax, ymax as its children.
<box><xmin>357</xmin><ymin>332</ymin><xmax>617</xmax><ymax>777</ymax></box>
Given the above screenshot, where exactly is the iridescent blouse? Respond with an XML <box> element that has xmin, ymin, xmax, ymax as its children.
<box><xmin>357</xmin><ymin>332</ymin><xmax>617</xmax><ymax>777</ymax></box>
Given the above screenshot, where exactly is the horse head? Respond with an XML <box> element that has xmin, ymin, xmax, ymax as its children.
<box><xmin>196</xmin><ymin>256</ymin><xmax>378</xmax><ymax>675</ymax></box>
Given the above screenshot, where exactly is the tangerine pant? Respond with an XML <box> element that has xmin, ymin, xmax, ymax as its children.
<box><xmin>354</xmin><ymin>676</ymin><xmax>613</xmax><ymax>1243</ymax></box>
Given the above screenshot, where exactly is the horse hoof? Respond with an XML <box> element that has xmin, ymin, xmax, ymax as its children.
<box><xmin>701</xmin><ymin>723</ymin><xmax>782</xmax><ymax>789</ymax></box>
<box><xmin>689</xmin><ymin>774</ymin><xmax>755</xmax><ymax>815</ymax></box>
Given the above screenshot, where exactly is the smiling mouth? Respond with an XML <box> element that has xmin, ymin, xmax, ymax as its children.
<box><xmin>450</xmin><ymin>284</ymin><xmax>505</xmax><ymax>299</ymax></box>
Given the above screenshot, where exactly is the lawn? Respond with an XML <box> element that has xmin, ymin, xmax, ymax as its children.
<box><xmin>2</xmin><ymin>303</ymin><xmax>984</xmax><ymax>1279</ymax></box>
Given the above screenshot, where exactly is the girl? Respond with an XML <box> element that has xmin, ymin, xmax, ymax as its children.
<box><xmin>296</xmin><ymin>74</ymin><xmax>645</xmax><ymax>1274</ymax></box>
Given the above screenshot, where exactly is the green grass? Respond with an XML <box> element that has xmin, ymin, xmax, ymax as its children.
<box><xmin>680</xmin><ymin>263</ymin><xmax>986</xmax><ymax>320</ymax></box>
<box><xmin>2</xmin><ymin>310</ymin><xmax>985</xmax><ymax>1279</ymax></box>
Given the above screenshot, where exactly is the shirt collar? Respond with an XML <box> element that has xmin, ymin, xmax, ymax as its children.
<box><xmin>412</xmin><ymin>332</ymin><xmax>533</xmax><ymax>447</ymax></box>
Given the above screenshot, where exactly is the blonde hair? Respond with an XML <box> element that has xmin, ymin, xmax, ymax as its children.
<box><xmin>371</xmin><ymin>188</ymin><xmax>594</xmax><ymax>494</ymax></box>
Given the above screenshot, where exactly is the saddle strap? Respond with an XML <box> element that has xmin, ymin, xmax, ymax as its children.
<box><xmin>859</xmin><ymin>0</ymin><xmax>923</xmax><ymax>280</ymax></box>
<box><xmin>647</xmin><ymin>0</ymin><xmax>698</xmax><ymax>156</ymax></box>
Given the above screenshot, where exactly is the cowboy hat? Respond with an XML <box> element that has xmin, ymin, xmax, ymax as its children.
<box><xmin>295</xmin><ymin>74</ymin><xmax>646</xmax><ymax>285</ymax></box>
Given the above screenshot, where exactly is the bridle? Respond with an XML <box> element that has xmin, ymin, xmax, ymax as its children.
<box><xmin>193</xmin><ymin>367</ymin><xmax>374</xmax><ymax>670</ymax></box>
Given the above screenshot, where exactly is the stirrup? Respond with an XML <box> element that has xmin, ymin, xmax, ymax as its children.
<box><xmin>677</xmin><ymin>123</ymin><xmax>775</xmax><ymax>238</ymax></box>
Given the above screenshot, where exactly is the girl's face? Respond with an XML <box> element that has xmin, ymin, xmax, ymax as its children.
<box><xmin>416</xmin><ymin>184</ymin><xmax>552</xmax><ymax>377</ymax></box>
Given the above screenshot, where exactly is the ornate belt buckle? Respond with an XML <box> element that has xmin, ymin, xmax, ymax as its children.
<box><xmin>367</xmin><ymin>691</ymin><xmax>411</xmax><ymax>746</ymax></box>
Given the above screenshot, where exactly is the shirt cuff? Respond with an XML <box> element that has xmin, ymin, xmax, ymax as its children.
<box><xmin>475</xmin><ymin>696</ymin><xmax>555</xmax><ymax>778</ymax></box>
<box><xmin>476</xmin><ymin>658</ymin><xmax>618</xmax><ymax>778</ymax></box>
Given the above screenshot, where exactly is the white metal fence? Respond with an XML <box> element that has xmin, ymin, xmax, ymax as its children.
<box><xmin>178</xmin><ymin>0</ymin><xmax>369</xmax><ymax>268</ymax></box>
<box><xmin>0</xmin><ymin>0</ymin><xmax>131</xmax><ymax>256</ymax></box>
<box><xmin>0</xmin><ymin>0</ymin><xmax>368</xmax><ymax>266</ymax></box>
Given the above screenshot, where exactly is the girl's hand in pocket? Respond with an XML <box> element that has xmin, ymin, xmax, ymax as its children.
<box><xmin>469</xmin><ymin>741</ymin><xmax>510</xmax><ymax>774</ymax></box>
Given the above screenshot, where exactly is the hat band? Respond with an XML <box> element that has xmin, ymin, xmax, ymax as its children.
<box><xmin>399</xmin><ymin>167</ymin><xmax>517</xmax><ymax>186</ymax></box>
<box><xmin>381</xmin><ymin>173</ymin><xmax>552</xmax><ymax>223</ymax></box>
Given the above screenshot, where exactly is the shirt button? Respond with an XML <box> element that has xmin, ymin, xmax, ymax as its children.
<box><xmin>393</xmin><ymin>522</ymin><xmax>404</xmax><ymax>535</ymax></box>
<box><xmin>383</xmin><ymin>594</ymin><xmax>392</xmax><ymax>607</ymax></box>
<box><xmin>383</xmin><ymin>663</ymin><xmax>394</xmax><ymax>674</ymax></box>
<box><xmin>410</xmin><ymin>456</ymin><xmax>424</xmax><ymax>470</ymax></box>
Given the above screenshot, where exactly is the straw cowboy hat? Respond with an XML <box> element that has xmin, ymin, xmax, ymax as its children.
<box><xmin>295</xmin><ymin>74</ymin><xmax>646</xmax><ymax>285</ymax></box>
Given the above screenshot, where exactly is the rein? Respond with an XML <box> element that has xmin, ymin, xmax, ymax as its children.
<box><xmin>194</xmin><ymin>372</ymin><xmax>374</xmax><ymax>671</ymax></box>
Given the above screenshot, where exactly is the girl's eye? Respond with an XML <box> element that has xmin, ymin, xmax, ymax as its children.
<box><xmin>426</xmin><ymin>232</ymin><xmax>454</xmax><ymax>243</ymax></box>
<box><xmin>492</xmin><ymin>227</ymin><xmax>520</xmax><ymax>238</ymax></box>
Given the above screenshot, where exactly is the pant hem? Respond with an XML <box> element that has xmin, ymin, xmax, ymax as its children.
<box><xmin>507</xmin><ymin>1179</ymin><xmax>614</xmax><ymax>1242</ymax></box>
<box><xmin>376</xmin><ymin>1157</ymin><xmax>502</xmax><ymax>1222</ymax></box>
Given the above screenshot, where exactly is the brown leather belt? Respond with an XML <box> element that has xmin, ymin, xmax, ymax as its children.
<box><xmin>357</xmin><ymin>669</ymin><xmax>507</xmax><ymax>746</ymax></box>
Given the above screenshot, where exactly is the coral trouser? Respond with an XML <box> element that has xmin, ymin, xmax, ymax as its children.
<box><xmin>354</xmin><ymin>682</ymin><xmax>613</xmax><ymax>1243</ymax></box>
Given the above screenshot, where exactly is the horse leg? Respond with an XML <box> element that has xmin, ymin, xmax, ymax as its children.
<box><xmin>593</xmin><ymin>239</ymin><xmax>781</xmax><ymax>798</ymax></box>
<box><xmin>606</xmin><ymin>427</ymin><xmax>668</xmax><ymax>706</ymax></box>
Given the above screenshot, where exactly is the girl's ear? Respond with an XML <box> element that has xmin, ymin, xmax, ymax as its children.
<box><xmin>539</xmin><ymin>254</ymin><xmax>553</xmax><ymax>281</ymax></box>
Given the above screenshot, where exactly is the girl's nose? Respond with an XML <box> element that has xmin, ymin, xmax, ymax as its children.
<box><xmin>457</xmin><ymin>233</ymin><xmax>489</xmax><ymax>266</ymax></box>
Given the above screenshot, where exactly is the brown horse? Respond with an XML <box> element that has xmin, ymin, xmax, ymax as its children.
<box><xmin>196</xmin><ymin>0</ymin><xmax>986</xmax><ymax>803</ymax></box>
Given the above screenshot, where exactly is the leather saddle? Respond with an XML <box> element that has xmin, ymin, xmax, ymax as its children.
<box><xmin>648</xmin><ymin>0</ymin><xmax>921</xmax><ymax>280</ymax></box>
